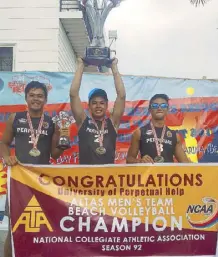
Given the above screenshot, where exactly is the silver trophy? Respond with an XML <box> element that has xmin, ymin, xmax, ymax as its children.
<box><xmin>80</xmin><ymin>0</ymin><xmax>121</xmax><ymax>66</ymax></box>
<box><xmin>52</xmin><ymin>111</ymin><xmax>75</xmax><ymax>150</ymax></box>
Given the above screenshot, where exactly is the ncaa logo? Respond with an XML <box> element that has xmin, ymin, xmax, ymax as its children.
<box><xmin>186</xmin><ymin>197</ymin><xmax>218</xmax><ymax>229</ymax></box>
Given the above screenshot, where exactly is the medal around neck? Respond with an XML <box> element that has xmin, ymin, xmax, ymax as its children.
<box><xmin>29</xmin><ymin>148</ymin><xmax>41</xmax><ymax>157</ymax></box>
<box><xmin>150</xmin><ymin>122</ymin><xmax>166</xmax><ymax>164</ymax></box>
<box><xmin>154</xmin><ymin>156</ymin><xmax>164</xmax><ymax>163</ymax></box>
<box><xmin>27</xmin><ymin>112</ymin><xmax>44</xmax><ymax>158</ymax></box>
<box><xmin>96</xmin><ymin>146</ymin><xmax>106</xmax><ymax>155</ymax></box>
<box><xmin>91</xmin><ymin>117</ymin><xmax>106</xmax><ymax>155</ymax></box>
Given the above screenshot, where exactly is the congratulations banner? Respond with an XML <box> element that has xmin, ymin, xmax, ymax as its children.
<box><xmin>9</xmin><ymin>164</ymin><xmax>218</xmax><ymax>257</ymax></box>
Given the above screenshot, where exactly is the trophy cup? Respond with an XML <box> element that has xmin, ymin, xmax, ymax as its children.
<box><xmin>79</xmin><ymin>0</ymin><xmax>121</xmax><ymax>66</ymax></box>
<box><xmin>52</xmin><ymin>111</ymin><xmax>75</xmax><ymax>150</ymax></box>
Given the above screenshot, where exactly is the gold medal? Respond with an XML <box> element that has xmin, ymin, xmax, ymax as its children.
<box><xmin>29</xmin><ymin>148</ymin><xmax>41</xmax><ymax>157</ymax></box>
<box><xmin>154</xmin><ymin>156</ymin><xmax>164</xmax><ymax>163</ymax></box>
<box><xmin>96</xmin><ymin>146</ymin><xmax>106</xmax><ymax>155</ymax></box>
<box><xmin>90</xmin><ymin>116</ymin><xmax>106</xmax><ymax>156</ymax></box>
<box><xmin>27</xmin><ymin>112</ymin><xmax>44</xmax><ymax>158</ymax></box>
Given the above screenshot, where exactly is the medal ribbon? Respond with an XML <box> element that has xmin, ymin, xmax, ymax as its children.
<box><xmin>150</xmin><ymin>122</ymin><xmax>166</xmax><ymax>156</ymax></box>
<box><xmin>91</xmin><ymin>117</ymin><xmax>105</xmax><ymax>147</ymax></box>
<box><xmin>27</xmin><ymin>112</ymin><xmax>44</xmax><ymax>150</ymax></box>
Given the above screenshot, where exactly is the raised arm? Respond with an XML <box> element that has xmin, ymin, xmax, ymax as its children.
<box><xmin>70</xmin><ymin>58</ymin><xmax>86</xmax><ymax>128</ymax></box>
<box><xmin>110</xmin><ymin>58</ymin><xmax>126</xmax><ymax>130</ymax></box>
<box><xmin>174</xmin><ymin>134</ymin><xmax>191</xmax><ymax>163</ymax></box>
<box><xmin>0</xmin><ymin>113</ymin><xmax>18</xmax><ymax>165</ymax></box>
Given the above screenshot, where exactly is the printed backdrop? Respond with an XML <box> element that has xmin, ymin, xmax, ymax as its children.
<box><xmin>1</xmin><ymin>71</ymin><xmax>218</xmax><ymax>230</ymax></box>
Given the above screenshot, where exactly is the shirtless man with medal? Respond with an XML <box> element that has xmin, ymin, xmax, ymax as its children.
<box><xmin>70</xmin><ymin>58</ymin><xmax>126</xmax><ymax>164</ymax></box>
<box><xmin>0</xmin><ymin>81</ymin><xmax>69</xmax><ymax>257</ymax></box>
<box><xmin>127</xmin><ymin>94</ymin><xmax>190</xmax><ymax>164</ymax></box>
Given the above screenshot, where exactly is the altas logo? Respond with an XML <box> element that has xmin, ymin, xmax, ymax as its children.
<box><xmin>13</xmin><ymin>195</ymin><xmax>53</xmax><ymax>233</ymax></box>
<box><xmin>186</xmin><ymin>197</ymin><xmax>218</xmax><ymax>229</ymax></box>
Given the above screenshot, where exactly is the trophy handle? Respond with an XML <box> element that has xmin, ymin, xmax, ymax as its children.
<box><xmin>105</xmin><ymin>57</ymin><xmax>115</xmax><ymax>68</ymax></box>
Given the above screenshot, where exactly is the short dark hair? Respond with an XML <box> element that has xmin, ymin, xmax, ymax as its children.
<box><xmin>149</xmin><ymin>94</ymin><xmax>170</xmax><ymax>108</ymax></box>
<box><xmin>88</xmin><ymin>88</ymin><xmax>108</xmax><ymax>103</ymax></box>
<box><xmin>25</xmin><ymin>81</ymin><xmax>48</xmax><ymax>99</ymax></box>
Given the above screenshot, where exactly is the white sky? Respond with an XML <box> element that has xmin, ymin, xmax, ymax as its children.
<box><xmin>105</xmin><ymin>0</ymin><xmax>218</xmax><ymax>79</ymax></box>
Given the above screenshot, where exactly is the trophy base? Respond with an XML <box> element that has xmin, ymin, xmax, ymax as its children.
<box><xmin>84</xmin><ymin>47</ymin><xmax>112</xmax><ymax>67</ymax></box>
<box><xmin>57</xmin><ymin>136</ymin><xmax>71</xmax><ymax>150</ymax></box>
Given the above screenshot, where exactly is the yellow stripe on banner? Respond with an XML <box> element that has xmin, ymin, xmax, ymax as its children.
<box><xmin>11</xmin><ymin>164</ymin><xmax>218</xmax><ymax>232</ymax></box>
